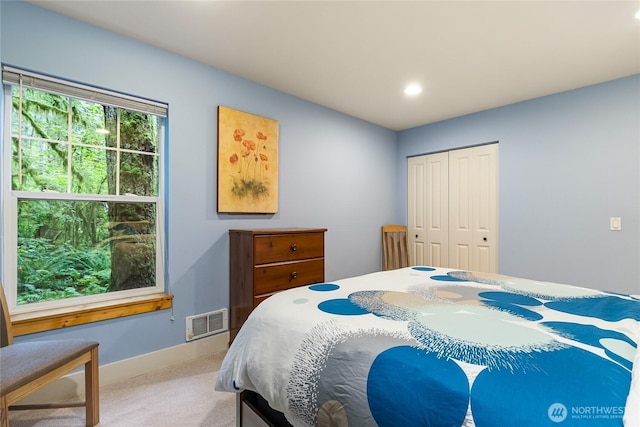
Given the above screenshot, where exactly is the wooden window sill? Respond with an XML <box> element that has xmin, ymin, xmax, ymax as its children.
<box><xmin>11</xmin><ymin>293</ymin><xmax>174</xmax><ymax>336</ymax></box>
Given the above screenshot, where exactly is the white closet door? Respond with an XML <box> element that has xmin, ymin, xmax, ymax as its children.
<box><xmin>425</xmin><ymin>152</ymin><xmax>449</xmax><ymax>267</ymax></box>
<box><xmin>407</xmin><ymin>143</ymin><xmax>498</xmax><ymax>273</ymax></box>
<box><xmin>449</xmin><ymin>144</ymin><xmax>498</xmax><ymax>272</ymax></box>
<box><xmin>470</xmin><ymin>144</ymin><xmax>498</xmax><ymax>272</ymax></box>
<box><xmin>408</xmin><ymin>152</ymin><xmax>449</xmax><ymax>267</ymax></box>
<box><xmin>448</xmin><ymin>148</ymin><xmax>472</xmax><ymax>270</ymax></box>
<box><xmin>407</xmin><ymin>156</ymin><xmax>426</xmax><ymax>266</ymax></box>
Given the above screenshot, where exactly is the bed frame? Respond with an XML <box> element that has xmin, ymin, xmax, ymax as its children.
<box><xmin>237</xmin><ymin>391</ymin><xmax>293</xmax><ymax>427</ymax></box>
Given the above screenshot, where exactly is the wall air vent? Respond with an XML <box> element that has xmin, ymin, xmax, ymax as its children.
<box><xmin>185</xmin><ymin>309</ymin><xmax>228</xmax><ymax>342</ymax></box>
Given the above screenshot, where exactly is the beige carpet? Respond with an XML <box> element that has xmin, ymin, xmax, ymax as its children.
<box><xmin>8</xmin><ymin>351</ymin><xmax>236</xmax><ymax>427</ymax></box>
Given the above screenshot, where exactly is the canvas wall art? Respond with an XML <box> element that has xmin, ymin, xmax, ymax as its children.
<box><xmin>217</xmin><ymin>106</ymin><xmax>279</xmax><ymax>213</ymax></box>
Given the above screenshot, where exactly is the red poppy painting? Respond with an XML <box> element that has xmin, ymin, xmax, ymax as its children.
<box><xmin>217</xmin><ymin>106</ymin><xmax>279</xmax><ymax>213</ymax></box>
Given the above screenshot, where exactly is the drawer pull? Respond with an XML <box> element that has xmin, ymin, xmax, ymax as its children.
<box><xmin>290</xmin><ymin>243</ymin><xmax>298</xmax><ymax>252</ymax></box>
<box><xmin>290</xmin><ymin>271</ymin><xmax>298</xmax><ymax>280</ymax></box>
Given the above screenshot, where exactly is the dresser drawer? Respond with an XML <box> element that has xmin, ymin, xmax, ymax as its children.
<box><xmin>254</xmin><ymin>258</ymin><xmax>324</xmax><ymax>295</ymax></box>
<box><xmin>254</xmin><ymin>233</ymin><xmax>324</xmax><ymax>265</ymax></box>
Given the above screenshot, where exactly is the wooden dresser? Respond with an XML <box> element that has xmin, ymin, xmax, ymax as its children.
<box><xmin>229</xmin><ymin>228</ymin><xmax>327</xmax><ymax>343</ymax></box>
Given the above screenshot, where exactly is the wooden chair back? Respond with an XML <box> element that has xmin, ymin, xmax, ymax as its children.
<box><xmin>382</xmin><ymin>224</ymin><xmax>410</xmax><ymax>270</ymax></box>
<box><xmin>0</xmin><ymin>283</ymin><xmax>13</xmax><ymax>347</ymax></box>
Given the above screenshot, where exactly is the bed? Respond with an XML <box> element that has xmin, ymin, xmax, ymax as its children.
<box><xmin>215</xmin><ymin>266</ymin><xmax>640</xmax><ymax>426</ymax></box>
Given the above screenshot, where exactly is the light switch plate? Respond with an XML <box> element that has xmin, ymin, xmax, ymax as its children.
<box><xmin>610</xmin><ymin>217</ymin><xmax>622</xmax><ymax>231</ymax></box>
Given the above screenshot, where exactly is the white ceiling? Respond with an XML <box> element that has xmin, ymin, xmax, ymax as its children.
<box><xmin>27</xmin><ymin>1</ymin><xmax>640</xmax><ymax>131</ymax></box>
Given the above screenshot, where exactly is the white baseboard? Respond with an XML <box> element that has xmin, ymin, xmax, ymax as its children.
<box><xmin>17</xmin><ymin>332</ymin><xmax>229</xmax><ymax>404</ymax></box>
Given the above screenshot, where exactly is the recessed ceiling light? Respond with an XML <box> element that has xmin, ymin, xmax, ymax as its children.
<box><xmin>404</xmin><ymin>84</ymin><xmax>422</xmax><ymax>96</ymax></box>
<box><xmin>635</xmin><ymin>9</ymin><xmax>640</xmax><ymax>19</ymax></box>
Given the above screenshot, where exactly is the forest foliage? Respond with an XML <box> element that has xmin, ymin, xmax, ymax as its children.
<box><xmin>11</xmin><ymin>86</ymin><xmax>159</xmax><ymax>304</ymax></box>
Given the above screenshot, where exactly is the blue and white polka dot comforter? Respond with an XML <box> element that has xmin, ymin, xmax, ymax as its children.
<box><xmin>215</xmin><ymin>267</ymin><xmax>640</xmax><ymax>426</ymax></box>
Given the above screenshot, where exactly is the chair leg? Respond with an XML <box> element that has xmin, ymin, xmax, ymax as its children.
<box><xmin>84</xmin><ymin>347</ymin><xmax>99</xmax><ymax>427</ymax></box>
<box><xmin>1</xmin><ymin>395</ymin><xmax>8</xmax><ymax>427</ymax></box>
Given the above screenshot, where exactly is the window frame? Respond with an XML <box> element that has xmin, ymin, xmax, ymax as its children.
<box><xmin>1</xmin><ymin>66</ymin><xmax>171</xmax><ymax>333</ymax></box>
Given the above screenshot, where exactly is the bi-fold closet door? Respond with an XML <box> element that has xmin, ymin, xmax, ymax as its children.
<box><xmin>407</xmin><ymin>143</ymin><xmax>498</xmax><ymax>273</ymax></box>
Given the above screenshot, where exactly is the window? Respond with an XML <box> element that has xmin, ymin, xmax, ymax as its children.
<box><xmin>1</xmin><ymin>66</ymin><xmax>171</xmax><ymax>332</ymax></box>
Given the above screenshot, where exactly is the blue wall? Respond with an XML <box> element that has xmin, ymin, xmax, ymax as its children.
<box><xmin>398</xmin><ymin>75</ymin><xmax>640</xmax><ymax>294</ymax></box>
<box><xmin>1</xmin><ymin>1</ymin><xmax>397</xmax><ymax>364</ymax></box>
<box><xmin>2</xmin><ymin>2</ymin><xmax>638</xmax><ymax>366</ymax></box>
